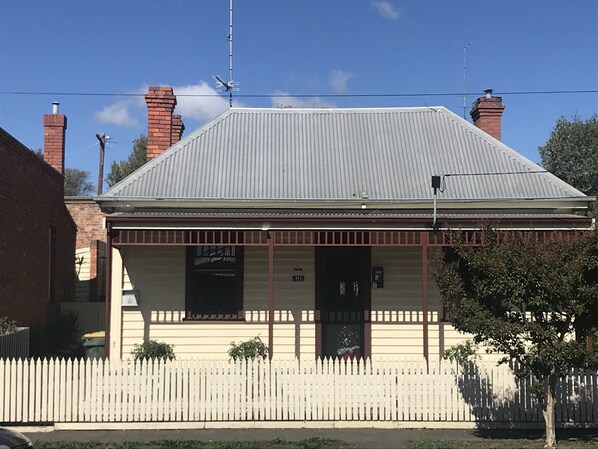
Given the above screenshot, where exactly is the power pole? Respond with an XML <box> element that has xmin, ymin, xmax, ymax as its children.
<box><xmin>96</xmin><ymin>133</ymin><xmax>109</xmax><ymax>195</ymax></box>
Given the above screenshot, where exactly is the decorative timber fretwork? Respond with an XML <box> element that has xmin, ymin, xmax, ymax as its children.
<box><xmin>110</xmin><ymin>228</ymin><xmax>580</xmax><ymax>248</ymax></box>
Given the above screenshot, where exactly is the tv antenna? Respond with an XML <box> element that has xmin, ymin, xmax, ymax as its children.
<box><xmin>462</xmin><ymin>43</ymin><xmax>472</xmax><ymax>119</ymax></box>
<box><xmin>213</xmin><ymin>0</ymin><xmax>238</xmax><ymax>107</ymax></box>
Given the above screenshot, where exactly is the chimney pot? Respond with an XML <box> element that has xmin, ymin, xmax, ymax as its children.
<box><xmin>52</xmin><ymin>101</ymin><xmax>60</xmax><ymax>114</ymax></box>
<box><xmin>484</xmin><ymin>89</ymin><xmax>493</xmax><ymax>98</ymax></box>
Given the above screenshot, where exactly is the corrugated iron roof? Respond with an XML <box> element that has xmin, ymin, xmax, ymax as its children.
<box><xmin>101</xmin><ymin>107</ymin><xmax>586</xmax><ymax>202</ymax></box>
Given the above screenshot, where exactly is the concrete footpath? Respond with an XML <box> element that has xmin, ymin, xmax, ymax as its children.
<box><xmin>21</xmin><ymin>427</ymin><xmax>598</xmax><ymax>449</ymax></box>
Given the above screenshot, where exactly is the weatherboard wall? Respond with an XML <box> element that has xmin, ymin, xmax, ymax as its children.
<box><xmin>116</xmin><ymin>246</ymin><xmax>465</xmax><ymax>360</ymax></box>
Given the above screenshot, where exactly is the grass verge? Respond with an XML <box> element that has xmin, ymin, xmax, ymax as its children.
<box><xmin>408</xmin><ymin>438</ymin><xmax>598</xmax><ymax>449</ymax></box>
<box><xmin>34</xmin><ymin>437</ymin><xmax>347</xmax><ymax>449</ymax></box>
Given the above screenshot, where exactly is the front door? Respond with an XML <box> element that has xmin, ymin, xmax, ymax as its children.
<box><xmin>316</xmin><ymin>247</ymin><xmax>371</xmax><ymax>359</ymax></box>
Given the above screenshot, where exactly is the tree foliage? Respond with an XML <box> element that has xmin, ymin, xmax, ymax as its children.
<box><xmin>434</xmin><ymin>227</ymin><xmax>598</xmax><ymax>448</ymax></box>
<box><xmin>106</xmin><ymin>135</ymin><xmax>147</xmax><ymax>188</ymax></box>
<box><xmin>64</xmin><ymin>168</ymin><xmax>95</xmax><ymax>196</ymax></box>
<box><xmin>539</xmin><ymin>115</ymin><xmax>598</xmax><ymax>215</ymax></box>
<box><xmin>0</xmin><ymin>316</ymin><xmax>19</xmax><ymax>335</ymax></box>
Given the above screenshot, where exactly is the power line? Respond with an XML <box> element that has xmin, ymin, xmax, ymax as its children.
<box><xmin>0</xmin><ymin>89</ymin><xmax>596</xmax><ymax>99</ymax></box>
<box><xmin>443</xmin><ymin>170</ymin><xmax>549</xmax><ymax>177</ymax></box>
<box><xmin>439</xmin><ymin>170</ymin><xmax>550</xmax><ymax>193</ymax></box>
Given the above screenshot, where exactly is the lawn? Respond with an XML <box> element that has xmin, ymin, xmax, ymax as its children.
<box><xmin>33</xmin><ymin>438</ymin><xmax>347</xmax><ymax>449</ymax></box>
<box><xmin>32</xmin><ymin>436</ymin><xmax>598</xmax><ymax>449</ymax></box>
<box><xmin>409</xmin><ymin>438</ymin><xmax>598</xmax><ymax>449</ymax></box>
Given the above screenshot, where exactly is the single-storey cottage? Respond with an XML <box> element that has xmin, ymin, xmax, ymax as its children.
<box><xmin>97</xmin><ymin>88</ymin><xmax>593</xmax><ymax>361</ymax></box>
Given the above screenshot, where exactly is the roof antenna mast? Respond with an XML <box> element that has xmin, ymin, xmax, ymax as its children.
<box><xmin>213</xmin><ymin>0</ymin><xmax>238</xmax><ymax>107</ymax></box>
<box><xmin>462</xmin><ymin>43</ymin><xmax>472</xmax><ymax>119</ymax></box>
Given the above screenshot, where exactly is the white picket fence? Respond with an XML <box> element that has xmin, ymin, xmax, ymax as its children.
<box><xmin>0</xmin><ymin>328</ymin><xmax>29</xmax><ymax>359</ymax></box>
<box><xmin>0</xmin><ymin>357</ymin><xmax>596</xmax><ymax>425</ymax></box>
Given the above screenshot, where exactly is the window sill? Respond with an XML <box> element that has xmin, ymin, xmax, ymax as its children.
<box><xmin>183</xmin><ymin>312</ymin><xmax>245</xmax><ymax>322</ymax></box>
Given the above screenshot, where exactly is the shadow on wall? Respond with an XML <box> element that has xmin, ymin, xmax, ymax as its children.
<box><xmin>145</xmin><ymin>308</ymin><xmax>313</xmax><ymax>359</ymax></box>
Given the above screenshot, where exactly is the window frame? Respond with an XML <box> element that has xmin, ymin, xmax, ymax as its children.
<box><xmin>184</xmin><ymin>245</ymin><xmax>245</xmax><ymax>321</ymax></box>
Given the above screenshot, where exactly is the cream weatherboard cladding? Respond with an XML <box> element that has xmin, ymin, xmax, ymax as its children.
<box><xmin>118</xmin><ymin>246</ymin><xmax>316</xmax><ymax>359</ymax></box>
<box><xmin>114</xmin><ymin>245</ymin><xmax>468</xmax><ymax>360</ymax></box>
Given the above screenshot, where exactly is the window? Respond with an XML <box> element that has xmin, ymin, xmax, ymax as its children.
<box><xmin>185</xmin><ymin>246</ymin><xmax>244</xmax><ymax>320</ymax></box>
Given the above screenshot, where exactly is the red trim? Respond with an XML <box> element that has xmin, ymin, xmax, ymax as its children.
<box><xmin>104</xmin><ymin>222</ymin><xmax>112</xmax><ymax>359</ymax></box>
<box><xmin>421</xmin><ymin>232</ymin><xmax>429</xmax><ymax>367</ymax></box>
<box><xmin>106</xmin><ymin>214</ymin><xmax>594</xmax><ymax>225</ymax></box>
<box><xmin>112</xmin><ymin>230</ymin><xmax>425</xmax><ymax>247</ymax></box>
<box><xmin>183</xmin><ymin>313</ymin><xmax>245</xmax><ymax>321</ymax></box>
<box><xmin>364</xmin><ymin>309</ymin><xmax>371</xmax><ymax>360</ymax></box>
<box><xmin>267</xmin><ymin>235</ymin><xmax>275</xmax><ymax>360</ymax></box>
<box><xmin>110</xmin><ymin>229</ymin><xmax>586</xmax><ymax>248</ymax></box>
<box><xmin>315</xmin><ymin>310</ymin><xmax>322</xmax><ymax>360</ymax></box>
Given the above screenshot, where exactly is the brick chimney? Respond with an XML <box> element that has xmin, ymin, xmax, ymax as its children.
<box><xmin>470</xmin><ymin>89</ymin><xmax>506</xmax><ymax>141</ymax></box>
<box><xmin>172</xmin><ymin>114</ymin><xmax>185</xmax><ymax>144</ymax></box>
<box><xmin>145</xmin><ymin>86</ymin><xmax>177</xmax><ymax>159</ymax></box>
<box><xmin>43</xmin><ymin>101</ymin><xmax>67</xmax><ymax>173</ymax></box>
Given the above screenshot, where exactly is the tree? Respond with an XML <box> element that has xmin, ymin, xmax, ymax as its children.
<box><xmin>434</xmin><ymin>227</ymin><xmax>598</xmax><ymax>448</ymax></box>
<box><xmin>106</xmin><ymin>135</ymin><xmax>147</xmax><ymax>188</ymax></box>
<box><xmin>64</xmin><ymin>168</ymin><xmax>94</xmax><ymax>196</ymax></box>
<box><xmin>539</xmin><ymin>115</ymin><xmax>598</xmax><ymax>216</ymax></box>
<box><xmin>32</xmin><ymin>149</ymin><xmax>94</xmax><ymax>196</ymax></box>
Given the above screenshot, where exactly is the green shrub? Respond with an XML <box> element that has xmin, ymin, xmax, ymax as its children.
<box><xmin>228</xmin><ymin>336</ymin><xmax>268</xmax><ymax>361</ymax></box>
<box><xmin>0</xmin><ymin>316</ymin><xmax>19</xmax><ymax>335</ymax></box>
<box><xmin>443</xmin><ymin>341</ymin><xmax>478</xmax><ymax>366</ymax></box>
<box><xmin>131</xmin><ymin>340</ymin><xmax>175</xmax><ymax>361</ymax></box>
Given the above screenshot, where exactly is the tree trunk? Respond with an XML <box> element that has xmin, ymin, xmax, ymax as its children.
<box><xmin>543</xmin><ymin>375</ymin><xmax>557</xmax><ymax>449</ymax></box>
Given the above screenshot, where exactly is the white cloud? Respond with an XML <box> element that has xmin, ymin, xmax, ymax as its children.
<box><xmin>95</xmin><ymin>100</ymin><xmax>139</xmax><ymax>127</ymax></box>
<box><xmin>371</xmin><ymin>1</ymin><xmax>400</xmax><ymax>20</ymax></box>
<box><xmin>173</xmin><ymin>81</ymin><xmax>234</xmax><ymax>121</ymax></box>
<box><xmin>329</xmin><ymin>70</ymin><xmax>354</xmax><ymax>94</ymax></box>
<box><xmin>94</xmin><ymin>82</ymin><xmax>237</xmax><ymax>130</ymax></box>
<box><xmin>271</xmin><ymin>91</ymin><xmax>335</xmax><ymax>109</ymax></box>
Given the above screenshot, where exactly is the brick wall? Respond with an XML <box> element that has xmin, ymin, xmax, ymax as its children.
<box><xmin>43</xmin><ymin>113</ymin><xmax>67</xmax><ymax>174</ymax></box>
<box><xmin>470</xmin><ymin>93</ymin><xmax>505</xmax><ymax>141</ymax></box>
<box><xmin>0</xmin><ymin>127</ymin><xmax>76</xmax><ymax>327</ymax></box>
<box><xmin>65</xmin><ymin>198</ymin><xmax>107</xmax><ymax>302</ymax></box>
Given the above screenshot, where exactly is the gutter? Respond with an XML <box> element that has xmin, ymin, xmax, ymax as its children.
<box><xmin>96</xmin><ymin>196</ymin><xmax>595</xmax><ymax>213</ymax></box>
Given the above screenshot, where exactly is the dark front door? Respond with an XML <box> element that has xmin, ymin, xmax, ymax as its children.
<box><xmin>316</xmin><ymin>247</ymin><xmax>371</xmax><ymax>358</ymax></box>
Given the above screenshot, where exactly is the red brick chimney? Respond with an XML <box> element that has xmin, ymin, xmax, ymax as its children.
<box><xmin>145</xmin><ymin>86</ymin><xmax>177</xmax><ymax>159</ymax></box>
<box><xmin>470</xmin><ymin>89</ymin><xmax>506</xmax><ymax>141</ymax></box>
<box><xmin>43</xmin><ymin>101</ymin><xmax>67</xmax><ymax>173</ymax></box>
<box><xmin>172</xmin><ymin>114</ymin><xmax>185</xmax><ymax>144</ymax></box>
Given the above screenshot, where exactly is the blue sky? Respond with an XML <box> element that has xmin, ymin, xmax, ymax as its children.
<box><xmin>1</xmin><ymin>0</ymin><xmax>597</xmax><ymax>191</ymax></box>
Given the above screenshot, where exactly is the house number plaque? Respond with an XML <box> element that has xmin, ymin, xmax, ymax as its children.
<box><xmin>292</xmin><ymin>268</ymin><xmax>305</xmax><ymax>282</ymax></box>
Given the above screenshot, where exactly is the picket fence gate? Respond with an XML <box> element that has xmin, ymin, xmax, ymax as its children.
<box><xmin>0</xmin><ymin>357</ymin><xmax>596</xmax><ymax>425</ymax></box>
